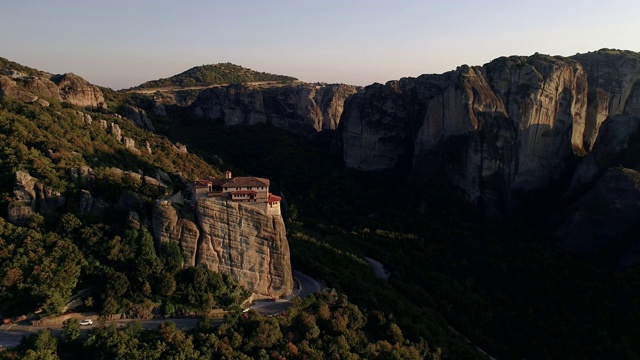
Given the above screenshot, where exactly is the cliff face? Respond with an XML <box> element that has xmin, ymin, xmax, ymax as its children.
<box><xmin>340</xmin><ymin>54</ymin><xmax>588</xmax><ymax>210</ymax></box>
<box><xmin>152</xmin><ymin>202</ymin><xmax>200</xmax><ymax>267</ymax></box>
<box><xmin>192</xmin><ymin>83</ymin><xmax>357</xmax><ymax>137</ymax></box>
<box><xmin>572</xmin><ymin>50</ymin><xmax>640</xmax><ymax>156</ymax></box>
<box><xmin>152</xmin><ymin>197</ymin><xmax>293</xmax><ymax>297</ymax></box>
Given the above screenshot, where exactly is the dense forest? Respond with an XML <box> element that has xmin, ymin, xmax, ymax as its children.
<box><xmin>133</xmin><ymin>63</ymin><xmax>297</xmax><ymax>89</ymax></box>
<box><xmin>0</xmin><ymin>98</ymin><xmax>250</xmax><ymax>320</ymax></box>
<box><xmin>2</xmin><ymin>291</ymin><xmax>440</xmax><ymax>360</ymax></box>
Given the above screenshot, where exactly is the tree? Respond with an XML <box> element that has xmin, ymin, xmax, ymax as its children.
<box><xmin>21</xmin><ymin>329</ymin><xmax>58</xmax><ymax>360</ymax></box>
<box><xmin>62</xmin><ymin>318</ymin><xmax>81</xmax><ymax>342</ymax></box>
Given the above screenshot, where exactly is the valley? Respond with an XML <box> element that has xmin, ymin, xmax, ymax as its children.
<box><xmin>0</xmin><ymin>49</ymin><xmax>639</xmax><ymax>359</ymax></box>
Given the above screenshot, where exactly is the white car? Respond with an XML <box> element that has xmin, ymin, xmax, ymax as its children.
<box><xmin>79</xmin><ymin>319</ymin><xmax>93</xmax><ymax>326</ymax></box>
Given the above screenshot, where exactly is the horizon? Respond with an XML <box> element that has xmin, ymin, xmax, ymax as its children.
<box><xmin>1</xmin><ymin>0</ymin><xmax>639</xmax><ymax>90</ymax></box>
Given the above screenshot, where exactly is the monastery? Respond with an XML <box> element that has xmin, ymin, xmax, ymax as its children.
<box><xmin>194</xmin><ymin>171</ymin><xmax>281</xmax><ymax>214</ymax></box>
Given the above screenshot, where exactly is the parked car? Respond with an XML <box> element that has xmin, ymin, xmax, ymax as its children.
<box><xmin>79</xmin><ymin>319</ymin><xmax>93</xmax><ymax>326</ymax></box>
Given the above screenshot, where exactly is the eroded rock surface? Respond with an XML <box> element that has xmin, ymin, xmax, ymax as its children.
<box><xmin>152</xmin><ymin>196</ymin><xmax>293</xmax><ymax>297</ymax></box>
<box><xmin>340</xmin><ymin>54</ymin><xmax>588</xmax><ymax>212</ymax></box>
<box><xmin>192</xmin><ymin>83</ymin><xmax>357</xmax><ymax>137</ymax></box>
<box><xmin>51</xmin><ymin>73</ymin><xmax>106</xmax><ymax>108</ymax></box>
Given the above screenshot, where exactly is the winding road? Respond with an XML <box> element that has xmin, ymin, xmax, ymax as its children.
<box><xmin>0</xmin><ymin>270</ymin><xmax>324</xmax><ymax>348</ymax></box>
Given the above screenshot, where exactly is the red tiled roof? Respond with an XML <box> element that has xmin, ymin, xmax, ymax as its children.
<box><xmin>268</xmin><ymin>193</ymin><xmax>281</xmax><ymax>203</ymax></box>
<box><xmin>209</xmin><ymin>178</ymin><xmax>230</xmax><ymax>186</ymax></box>
<box><xmin>194</xmin><ymin>180</ymin><xmax>210</xmax><ymax>188</ymax></box>
<box><xmin>222</xmin><ymin>176</ymin><xmax>269</xmax><ymax>188</ymax></box>
<box><xmin>231</xmin><ymin>190</ymin><xmax>258</xmax><ymax>195</ymax></box>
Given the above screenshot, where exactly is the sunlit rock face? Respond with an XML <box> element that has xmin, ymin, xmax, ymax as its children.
<box><xmin>340</xmin><ymin>54</ymin><xmax>588</xmax><ymax>213</ymax></box>
<box><xmin>51</xmin><ymin>73</ymin><xmax>106</xmax><ymax>108</ymax></box>
<box><xmin>192</xmin><ymin>83</ymin><xmax>357</xmax><ymax>137</ymax></box>
<box><xmin>0</xmin><ymin>70</ymin><xmax>106</xmax><ymax>109</ymax></box>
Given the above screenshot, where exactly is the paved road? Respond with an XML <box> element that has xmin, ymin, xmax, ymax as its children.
<box><xmin>0</xmin><ymin>318</ymin><xmax>204</xmax><ymax>348</ymax></box>
<box><xmin>293</xmin><ymin>270</ymin><xmax>324</xmax><ymax>298</ymax></box>
<box><xmin>0</xmin><ymin>270</ymin><xmax>323</xmax><ymax>349</ymax></box>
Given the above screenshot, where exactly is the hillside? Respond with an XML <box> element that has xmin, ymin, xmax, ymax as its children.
<box><xmin>133</xmin><ymin>62</ymin><xmax>297</xmax><ymax>89</ymax></box>
<box><xmin>0</xmin><ymin>59</ymin><xmax>460</xmax><ymax>359</ymax></box>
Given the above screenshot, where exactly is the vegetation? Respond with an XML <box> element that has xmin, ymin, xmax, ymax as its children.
<box><xmin>0</xmin><ymin>57</ymin><xmax>41</xmax><ymax>76</ymax></box>
<box><xmin>152</xmin><ymin>110</ymin><xmax>640</xmax><ymax>358</ymax></box>
<box><xmin>2</xmin><ymin>291</ymin><xmax>440</xmax><ymax>360</ymax></box>
<box><xmin>0</xmin><ymin>97</ymin><xmax>244</xmax><ymax>321</ymax></box>
<box><xmin>133</xmin><ymin>62</ymin><xmax>297</xmax><ymax>89</ymax></box>
<box><xmin>2</xmin><ymin>54</ymin><xmax>640</xmax><ymax>359</ymax></box>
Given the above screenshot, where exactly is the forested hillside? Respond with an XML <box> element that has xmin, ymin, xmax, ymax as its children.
<box><xmin>133</xmin><ymin>63</ymin><xmax>297</xmax><ymax>89</ymax></box>
<box><xmin>0</xmin><ymin>60</ymin><xmax>459</xmax><ymax>359</ymax></box>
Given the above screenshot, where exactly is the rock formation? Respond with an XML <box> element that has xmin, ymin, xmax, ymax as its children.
<box><xmin>340</xmin><ymin>54</ymin><xmax>588</xmax><ymax>212</ymax></box>
<box><xmin>152</xmin><ymin>201</ymin><xmax>201</xmax><ymax>267</ymax></box>
<box><xmin>0</xmin><ymin>75</ymin><xmax>39</xmax><ymax>103</ymax></box>
<box><xmin>51</xmin><ymin>73</ymin><xmax>106</xmax><ymax>109</ymax></box>
<box><xmin>0</xmin><ymin>67</ymin><xmax>106</xmax><ymax>109</ymax></box>
<box><xmin>152</xmin><ymin>195</ymin><xmax>293</xmax><ymax>297</ymax></box>
<box><xmin>572</xmin><ymin>50</ymin><xmax>640</xmax><ymax>156</ymax></box>
<box><xmin>192</xmin><ymin>82</ymin><xmax>357</xmax><ymax>137</ymax></box>
<box><xmin>123</xmin><ymin>105</ymin><xmax>155</xmax><ymax>131</ymax></box>
<box><xmin>8</xmin><ymin>171</ymin><xmax>66</xmax><ymax>225</ymax></box>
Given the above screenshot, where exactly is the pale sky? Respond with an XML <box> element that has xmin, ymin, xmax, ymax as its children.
<box><xmin>1</xmin><ymin>0</ymin><xmax>638</xmax><ymax>90</ymax></box>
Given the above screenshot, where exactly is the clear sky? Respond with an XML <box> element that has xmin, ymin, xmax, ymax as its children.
<box><xmin>1</xmin><ymin>0</ymin><xmax>639</xmax><ymax>90</ymax></box>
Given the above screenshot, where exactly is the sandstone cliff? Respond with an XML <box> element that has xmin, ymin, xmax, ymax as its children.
<box><xmin>572</xmin><ymin>50</ymin><xmax>640</xmax><ymax>156</ymax></box>
<box><xmin>340</xmin><ymin>54</ymin><xmax>588</xmax><ymax>211</ymax></box>
<box><xmin>152</xmin><ymin>197</ymin><xmax>293</xmax><ymax>297</ymax></box>
<box><xmin>192</xmin><ymin>83</ymin><xmax>357</xmax><ymax>137</ymax></box>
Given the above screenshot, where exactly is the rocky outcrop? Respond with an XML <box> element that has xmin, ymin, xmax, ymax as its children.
<box><xmin>25</xmin><ymin>77</ymin><xmax>63</xmax><ymax>101</ymax></box>
<box><xmin>556</xmin><ymin>168</ymin><xmax>640</xmax><ymax>258</ymax></box>
<box><xmin>76</xmin><ymin>111</ymin><xmax>93</xmax><ymax>125</ymax></box>
<box><xmin>8</xmin><ymin>171</ymin><xmax>66</xmax><ymax>225</ymax></box>
<box><xmin>572</xmin><ymin>50</ymin><xmax>640</xmax><ymax>116</ymax></box>
<box><xmin>152</xmin><ymin>201</ymin><xmax>200</xmax><ymax>266</ymax></box>
<box><xmin>194</xmin><ymin>197</ymin><xmax>293</xmax><ymax>297</ymax></box>
<box><xmin>571</xmin><ymin>50</ymin><xmax>640</xmax><ymax>156</ymax></box>
<box><xmin>192</xmin><ymin>83</ymin><xmax>357</xmax><ymax>137</ymax></box>
<box><xmin>340</xmin><ymin>54</ymin><xmax>588</xmax><ymax>211</ymax></box>
<box><xmin>0</xmin><ymin>75</ymin><xmax>39</xmax><ymax>103</ymax></box>
<box><xmin>123</xmin><ymin>105</ymin><xmax>155</xmax><ymax>130</ymax></box>
<box><xmin>0</xmin><ymin>69</ymin><xmax>106</xmax><ymax>109</ymax></box>
<box><xmin>51</xmin><ymin>73</ymin><xmax>106</xmax><ymax>109</ymax></box>
<box><xmin>151</xmin><ymin>196</ymin><xmax>293</xmax><ymax>297</ymax></box>
<box><xmin>108</xmin><ymin>123</ymin><xmax>122</xmax><ymax>141</ymax></box>
<box><xmin>122</xmin><ymin>136</ymin><xmax>138</xmax><ymax>152</ymax></box>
